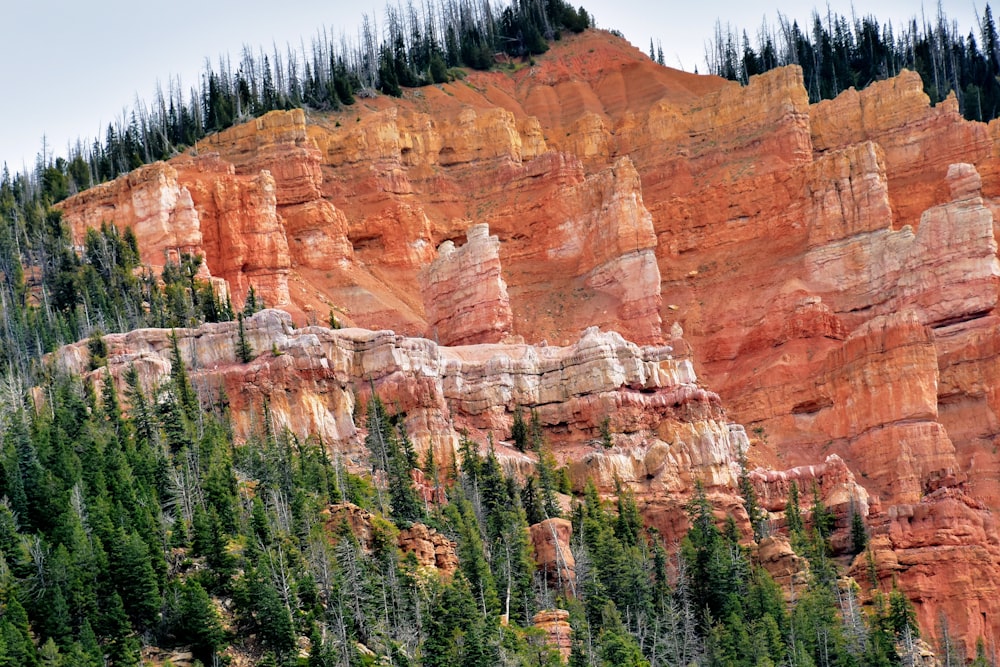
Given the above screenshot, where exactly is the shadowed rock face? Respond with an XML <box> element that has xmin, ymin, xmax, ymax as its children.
<box><xmin>52</xmin><ymin>28</ymin><xmax>1000</xmax><ymax>655</ymax></box>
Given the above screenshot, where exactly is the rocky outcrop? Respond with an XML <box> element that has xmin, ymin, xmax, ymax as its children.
<box><xmin>803</xmin><ymin>162</ymin><xmax>999</xmax><ymax>330</ymax></box>
<box><xmin>856</xmin><ymin>488</ymin><xmax>1000</xmax><ymax>649</ymax></box>
<box><xmin>59</xmin><ymin>162</ymin><xmax>204</xmax><ymax>272</ymax></box>
<box><xmin>809</xmin><ymin>72</ymin><xmax>992</xmax><ymax>229</ymax></box>
<box><xmin>58</xmin><ymin>154</ymin><xmax>293</xmax><ymax>310</ymax></box>
<box><xmin>530</xmin><ymin>519</ymin><xmax>576</xmax><ymax>595</ymax></box>
<box><xmin>419</xmin><ymin>224</ymin><xmax>513</xmax><ymax>345</ymax></box>
<box><xmin>173</xmin><ymin>155</ymin><xmax>291</xmax><ymax>309</ymax></box>
<box><xmin>325</xmin><ymin>502</ymin><xmax>458</xmax><ymax>576</ymax></box>
<box><xmin>532</xmin><ymin>610</ymin><xmax>573</xmax><ymax>662</ymax></box>
<box><xmin>756</xmin><ymin>536</ymin><xmax>809</xmax><ymax>601</ymax></box>
<box><xmin>751</xmin><ymin>454</ymin><xmax>872</xmax><ymax>552</ymax></box>
<box><xmin>397</xmin><ymin>523</ymin><xmax>459</xmax><ymax>576</ymax></box>
<box><xmin>52</xmin><ymin>311</ymin><xmax>740</xmax><ymax>491</ymax></box>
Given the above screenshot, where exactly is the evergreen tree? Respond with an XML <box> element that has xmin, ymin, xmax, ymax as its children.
<box><xmin>0</xmin><ymin>595</ymin><xmax>39</xmax><ymax>667</ymax></box>
<box><xmin>109</xmin><ymin>529</ymin><xmax>161</xmax><ymax>631</ymax></box>
<box><xmin>168</xmin><ymin>330</ymin><xmax>199</xmax><ymax>422</ymax></box>
<box><xmin>511</xmin><ymin>406</ymin><xmax>528</xmax><ymax>452</ymax></box>
<box><xmin>101</xmin><ymin>591</ymin><xmax>140</xmax><ymax>667</ymax></box>
<box><xmin>738</xmin><ymin>446</ymin><xmax>765</xmax><ymax>541</ymax></box>
<box><xmin>850</xmin><ymin>497</ymin><xmax>868</xmax><ymax>554</ymax></box>
<box><xmin>177</xmin><ymin>580</ymin><xmax>226</xmax><ymax>664</ymax></box>
<box><xmin>236</xmin><ymin>313</ymin><xmax>253</xmax><ymax>363</ymax></box>
<box><xmin>786</xmin><ymin>480</ymin><xmax>803</xmax><ymax>535</ymax></box>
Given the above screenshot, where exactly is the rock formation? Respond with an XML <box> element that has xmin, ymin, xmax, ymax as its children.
<box><xmin>397</xmin><ymin>523</ymin><xmax>459</xmax><ymax>577</ymax></box>
<box><xmin>51</xmin><ymin>28</ymin><xmax>1000</xmax><ymax>653</ymax></box>
<box><xmin>52</xmin><ymin>311</ymin><xmax>740</xmax><ymax>497</ymax></box>
<box><xmin>419</xmin><ymin>223</ymin><xmax>513</xmax><ymax>345</ymax></box>
<box><xmin>755</xmin><ymin>536</ymin><xmax>809</xmax><ymax>602</ymax></box>
<box><xmin>532</xmin><ymin>610</ymin><xmax>573</xmax><ymax>662</ymax></box>
<box><xmin>59</xmin><ymin>162</ymin><xmax>204</xmax><ymax>273</ymax></box>
<box><xmin>325</xmin><ymin>502</ymin><xmax>458</xmax><ymax>576</ymax></box>
<box><xmin>529</xmin><ymin>519</ymin><xmax>576</xmax><ymax>595</ymax></box>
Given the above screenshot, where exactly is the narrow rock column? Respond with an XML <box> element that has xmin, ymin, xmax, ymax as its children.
<box><xmin>419</xmin><ymin>223</ymin><xmax>513</xmax><ymax>345</ymax></box>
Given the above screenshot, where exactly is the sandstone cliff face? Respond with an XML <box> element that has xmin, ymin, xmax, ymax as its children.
<box><xmin>51</xmin><ymin>28</ymin><xmax>1000</xmax><ymax>653</ymax></box>
<box><xmin>52</xmin><ymin>311</ymin><xmax>741</xmax><ymax>499</ymax></box>
<box><xmin>419</xmin><ymin>224</ymin><xmax>513</xmax><ymax>345</ymax></box>
<box><xmin>59</xmin><ymin>162</ymin><xmax>204</xmax><ymax>272</ymax></box>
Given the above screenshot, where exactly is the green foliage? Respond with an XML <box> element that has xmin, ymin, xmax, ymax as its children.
<box><xmin>737</xmin><ymin>446</ymin><xmax>765</xmax><ymax>541</ymax></box>
<box><xmin>809</xmin><ymin>483</ymin><xmax>835</xmax><ymax>545</ymax></box>
<box><xmin>0</xmin><ymin>362</ymin><xmax>927</xmax><ymax>667</ymax></box>
<box><xmin>511</xmin><ymin>406</ymin><xmax>528</xmax><ymax>452</ymax></box>
<box><xmin>598</xmin><ymin>416</ymin><xmax>612</xmax><ymax>449</ymax></box>
<box><xmin>236</xmin><ymin>313</ymin><xmax>254</xmax><ymax>363</ymax></box>
<box><xmin>86</xmin><ymin>330</ymin><xmax>107</xmax><ymax>370</ymax></box>
<box><xmin>0</xmin><ymin>167</ymin><xmax>232</xmax><ymax>378</ymax></box>
<box><xmin>423</xmin><ymin>574</ymin><xmax>496</xmax><ymax>667</ymax></box>
<box><xmin>850</xmin><ymin>498</ymin><xmax>868</xmax><ymax>554</ymax></box>
<box><xmin>177</xmin><ymin>580</ymin><xmax>226</xmax><ymax>664</ymax></box>
<box><xmin>364</xmin><ymin>395</ymin><xmax>424</xmax><ymax>523</ymax></box>
<box><xmin>710</xmin><ymin>5</ymin><xmax>1000</xmax><ymax>122</ymax></box>
<box><xmin>596</xmin><ymin>602</ymin><xmax>649</xmax><ymax>667</ymax></box>
<box><xmin>786</xmin><ymin>480</ymin><xmax>804</xmax><ymax>535</ymax></box>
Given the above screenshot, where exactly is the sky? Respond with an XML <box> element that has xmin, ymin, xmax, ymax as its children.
<box><xmin>0</xmin><ymin>1</ymin><xmax>982</xmax><ymax>171</ymax></box>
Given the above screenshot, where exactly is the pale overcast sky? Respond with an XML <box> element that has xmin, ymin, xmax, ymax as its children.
<box><xmin>0</xmin><ymin>1</ymin><xmax>981</xmax><ymax>171</ymax></box>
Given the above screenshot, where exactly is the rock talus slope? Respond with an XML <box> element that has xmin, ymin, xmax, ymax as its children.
<box><xmin>54</xmin><ymin>29</ymin><xmax>1000</xmax><ymax>654</ymax></box>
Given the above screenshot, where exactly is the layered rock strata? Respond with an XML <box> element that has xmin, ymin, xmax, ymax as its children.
<box><xmin>419</xmin><ymin>223</ymin><xmax>513</xmax><ymax>345</ymax></box>
<box><xmin>52</xmin><ymin>311</ymin><xmax>742</xmax><ymax>500</ymax></box>
<box><xmin>532</xmin><ymin>610</ymin><xmax>573</xmax><ymax>662</ymax></box>
<box><xmin>50</xmin><ymin>28</ymin><xmax>1000</xmax><ymax>653</ymax></box>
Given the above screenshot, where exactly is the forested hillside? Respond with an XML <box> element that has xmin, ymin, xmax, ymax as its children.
<box><xmin>0</xmin><ymin>359</ymin><xmax>926</xmax><ymax>666</ymax></box>
<box><xmin>707</xmin><ymin>4</ymin><xmax>1000</xmax><ymax>122</ymax></box>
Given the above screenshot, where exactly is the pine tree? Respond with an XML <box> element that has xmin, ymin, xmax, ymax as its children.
<box><xmin>850</xmin><ymin>498</ymin><xmax>868</xmax><ymax>554</ymax></box>
<box><xmin>738</xmin><ymin>446</ymin><xmax>765</xmax><ymax>540</ymax></box>
<box><xmin>596</xmin><ymin>602</ymin><xmax>650</xmax><ymax>667</ymax></box>
<box><xmin>109</xmin><ymin>529</ymin><xmax>160</xmax><ymax>631</ymax></box>
<box><xmin>101</xmin><ymin>591</ymin><xmax>140</xmax><ymax>667</ymax></box>
<box><xmin>0</xmin><ymin>595</ymin><xmax>39</xmax><ymax>667</ymax></box>
<box><xmin>178</xmin><ymin>580</ymin><xmax>225</xmax><ymax>664</ymax></box>
<box><xmin>511</xmin><ymin>406</ymin><xmax>528</xmax><ymax>452</ymax></box>
<box><xmin>786</xmin><ymin>480</ymin><xmax>803</xmax><ymax>535</ymax></box>
<box><xmin>387</xmin><ymin>423</ymin><xmax>424</xmax><ymax>523</ymax></box>
<box><xmin>236</xmin><ymin>313</ymin><xmax>253</xmax><ymax>363</ymax></box>
<box><xmin>448</xmin><ymin>498</ymin><xmax>499</xmax><ymax>618</ymax></box>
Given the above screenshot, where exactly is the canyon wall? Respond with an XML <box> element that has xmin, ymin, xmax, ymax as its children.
<box><xmin>53</xmin><ymin>29</ymin><xmax>1000</xmax><ymax>654</ymax></box>
<box><xmin>51</xmin><ymin>309</ymin><xmax>771</xmax><ymax>557</ymax></box>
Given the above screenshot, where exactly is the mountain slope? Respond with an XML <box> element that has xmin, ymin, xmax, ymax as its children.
<box><xmin>55</xmin><ymin>28</ymin><xmax>1000</xmax><ymax>656</ymax></box>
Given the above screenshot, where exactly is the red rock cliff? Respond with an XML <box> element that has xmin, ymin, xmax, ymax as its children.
<box><xmin>53</xmin><ymin>29</ymin><xmax>1000</xmax><ymax>655</ymax></box>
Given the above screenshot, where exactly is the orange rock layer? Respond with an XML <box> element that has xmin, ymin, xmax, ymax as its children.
<box><xmin>53</xmin><ymin>29</ymin><xmax>1000</xmax><ymax>655</ymax></box>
